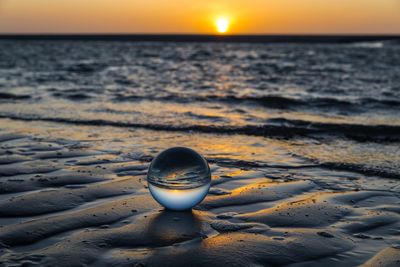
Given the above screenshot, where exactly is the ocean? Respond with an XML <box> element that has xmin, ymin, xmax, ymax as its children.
<box><xmin>1</xmin><ymin>40</ymin><xmax>399</xmax><ymax>178</ymax></box>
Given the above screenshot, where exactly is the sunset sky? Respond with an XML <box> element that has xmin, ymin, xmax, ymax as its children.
<box><xmin>0</xmin><ymin>0</ymin><xmax>399</xmax><ymax>34</ymax></box>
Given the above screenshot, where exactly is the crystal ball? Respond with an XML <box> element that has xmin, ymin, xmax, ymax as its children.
<box><xmin>147</xmin><ymin>147</ymin><xmax>211</xmax><ymax>211</ymax></box>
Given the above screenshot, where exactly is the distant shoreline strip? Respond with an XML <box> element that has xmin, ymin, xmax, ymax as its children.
<box><xmin>0</xmin><ymin>34</ymin><xmax>399</xmax><ymax>43</ymax></box>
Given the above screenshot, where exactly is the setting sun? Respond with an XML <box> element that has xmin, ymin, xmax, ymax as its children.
<box><xmin>216</xmin><ymin>18</ymin><xmax>229</xmax><ymax>33</ymax></box>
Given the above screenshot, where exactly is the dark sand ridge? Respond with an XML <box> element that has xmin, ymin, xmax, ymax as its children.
<box><xmin>200</xmin><ymin>180</ymin><xmax>317</xmax><ymax>209</ymax></box>
<box><xmin>0</xmin><ymin>177</ymin><xmax>141</xmax><ymax>217</ymax></box>
<box><xmin>0</xmin><ymin>119</ymin><xmax>399</xmax><ymax>266</ymax></box>
<box><xmin>0</xmin><ymin>172</ymin><xmax>108</xmax><ymax>194</ymax></box>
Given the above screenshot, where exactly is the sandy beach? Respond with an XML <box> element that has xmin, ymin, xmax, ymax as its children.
<box><xmin>0</xmin><ymin>40</ymin><xmax>400</xmax><ymax>266</ymax></box>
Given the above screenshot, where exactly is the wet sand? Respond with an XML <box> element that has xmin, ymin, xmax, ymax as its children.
<box><xmin>0</xmin><ymin>119</ymin><xmax>399</xmax><ymax>266</ymax></box>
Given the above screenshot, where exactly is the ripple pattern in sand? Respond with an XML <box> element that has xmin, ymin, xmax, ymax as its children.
<box><xmin>0</xmin><ymin>120</ymin><xmax>399</xmax><ymax>266</ymax></box>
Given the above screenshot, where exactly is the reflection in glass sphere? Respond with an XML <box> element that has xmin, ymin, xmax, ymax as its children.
<box><xmin>147</xmin><ymin>147</ymin><xmax>211</xmax><ymax>211</ymax></box>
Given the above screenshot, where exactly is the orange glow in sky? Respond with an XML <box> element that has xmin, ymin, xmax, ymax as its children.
<box><xmin>0</xmin><ymin>0</ymin><xmax>399</xmax><ymax>34</ymax></box>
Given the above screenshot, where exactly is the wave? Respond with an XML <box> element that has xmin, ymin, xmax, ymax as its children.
<box><xmin>0</xmin><ymin>92</ymin><xmax>31</xmax><ymax>100</ymax></box>
<box><xmin>0</xmin><ymin>113</ymin><xmax>399</xmax><ymax>142</ymax></box>
<box><xmin>208</xmin><ymin>157</ymin><xmax>400</xmax><ymax>179</ymax></box>
<box><xmin>225</xmin><ymin>95</ymin><xmax>400</xmax><ymax>110</ymax></box>
<box><xmin>206</xmin><ymin>157</ymin><xmax>400</xmax><ymax>179</ymax></box>
<box><xmin>266</xmin><ymin>118</ymin><xmax>400</xmax><ymax>141</ymax></box>
<box><xmin>351</xmin><ymin>40</ymin><xmax>400</xmax><ymax>48</ymax></box>
<box><xmin>351</xmin><ymin>42</ymin><xmax>385</xmax><ymax>48</ymax></box>
<box><xmin>111</xmin><ymin>94</ymin><xmax>400</xmax><ymax>111</ymax></box>
<box><xmin>319</xmin><ymin>162</ymin><xmax>400</xmax><ymax>179</ymax></box>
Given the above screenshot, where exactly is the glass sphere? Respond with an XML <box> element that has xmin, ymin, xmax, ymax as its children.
<box><xmin>147</xmin><ymin>147</ymin><xmax>211</xmax><ymax>211</ymax></box>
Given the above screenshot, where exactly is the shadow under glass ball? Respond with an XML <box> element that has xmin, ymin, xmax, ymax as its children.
<box><xmin>147</xmin><ymin>147</ymin><xmax>211</xmax><ymax>211</ymax></box>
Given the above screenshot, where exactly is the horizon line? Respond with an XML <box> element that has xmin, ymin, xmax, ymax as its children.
<box><xmin>0</xmin><ymin>34</ymin><xmax>399</xmax><ymax>43</ymax></box>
